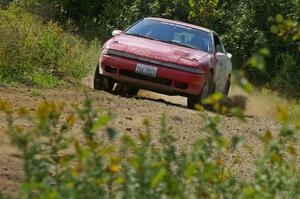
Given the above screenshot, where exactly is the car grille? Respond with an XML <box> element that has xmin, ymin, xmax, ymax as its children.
<box><xmin>119</xmin><ymin>70</ymin><xmax>172</xmax><ymax>86</ymax></box>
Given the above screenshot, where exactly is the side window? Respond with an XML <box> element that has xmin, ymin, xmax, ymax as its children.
<box><xmin>213</xmin><ymin>34</ymin><xmax>225</xmax><ymax>54</ymax></box>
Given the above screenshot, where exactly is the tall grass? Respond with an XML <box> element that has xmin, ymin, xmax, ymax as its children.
<box><xmin>0</xmin><ymin>5</ymin><xmax>99</xmax><ymax>88</ymax></box>
<box><xmin>257</xmin><ymin>88</ymin><xmax>300</xmax><ymax>124</ymax></box>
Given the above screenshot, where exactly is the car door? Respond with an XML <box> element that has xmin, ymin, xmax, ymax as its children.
<box><xmin>213</xmin><ymin>33</ymin><xmax>231</xmax><ymax>93</ymax></box>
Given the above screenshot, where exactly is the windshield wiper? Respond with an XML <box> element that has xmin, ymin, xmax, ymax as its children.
<box><xmin>125</xmin><ymin>33</ymin><xmax>158</xmax><ymax>41</ymax></box>
<box><xmin>161</xmin><ymin>40</ymin><xmax>198</xmax><ymax>50</ymax></box>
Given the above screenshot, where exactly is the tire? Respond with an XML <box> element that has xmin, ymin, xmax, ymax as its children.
<box><xmin>126</xmin><ymin>86</ymin><xmax>139</xmax><ymax>97</ymax></box>
<box><xmin>223</xmin><ymin>76</ymin><xmax>231</xmax><ymax>97</ymax></box>
<box><xmin>113</xmin><ymin>83</ymin><xmax>139</xmax><ymax>97</ymax></box>
<box><xmin>187</xmin><ymin>72</ymin><xmax>214</xmax><ymax>109</ymax></box>
<box><xmin>93</xmin><ymin>63</ymin><xmax>115</xmax><ymax>92</ymax></box>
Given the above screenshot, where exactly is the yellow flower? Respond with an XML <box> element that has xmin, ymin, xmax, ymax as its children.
<box><xmin>111</xmin><ymin>156</ymin><xmax>121</xmax><ymax>164</ymax></box>
<box><xmin>139</xmin><ymin>133</ymin><xmax>148</xmax><ymax>142</ymax></box>
<box><xmin>66</xmin><ymin>113</ymin><xmax>75</xmax><ymax>126</ymax></box>
<box><xmin>0</xmin><ymin>100</ymin><xmax>13</xmax><ymax>114</ymax></box>
<box><xmin>108</xmin><ymin>165</ymin><xmax>121</xmax><ymax>174</ymax></box>
<box><xmin>213</xmin><ymin>103</ymin><xmax>221</xmax><ymax>112</ymax></box>
<box><xmin>215</xmin><ymin>158</ymin><xmax>224</xmax><ymax>166</ymax></box>
<box><xmin>262</xmin><ymin>130</ymin><xmax>273</xmax><ymax>143</ymax></box>
<box><xmin>277</xmin><ymin>105</ymin><xmax>289</xmax><ymax>123</ymax></box>
<box><xmin>17</xmin><ymin>107</ymin><xmax>29</xmax><ymax>116</ymax></box>
<box><xmin>288</xmin><ymin>144</ymin><xmax>296</xmax><ymax>155</ymax></box>
<box><xmin>195</xmin><ymin>104</ymin><xmax>204</xmax><ymax>111</ymax></box>
<box><xmin>221</xmin><ymin>105</ymin><xmax>229</xmax><ymax>114</ymax></box>
<box><xmin>143</xmin><ymin>118</ymin><xmax>149</xmax><ymax>126</ymax></box>
<box><xmin>15</xmin><ymin>125</ymin><xmax>24</xmax><ymax>133</ymax></box>
<box><xmin>295</xmin><ymin>123</ymin><xmax>300</xmax><ymax>130</ymax></box>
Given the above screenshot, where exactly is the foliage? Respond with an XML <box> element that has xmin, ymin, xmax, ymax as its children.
<box><xmin>13</xmin><ymin>0</ymin><xmax>191</xmax><ymax>40</ymax></box>
<box><xmin>188</xmin><ymin>0</ymin><xmax>220</xmax><ymax>29</ymax></box>
<box><xmin>267</xmin><ymin>15</ymin><xmax>300</xmax><ymax>94</ymax></box>
<box><xmin>0</xmin><ymin>5</ymin><xmax>93</xmax><ymax>88</ymax></box>
<box><xmin>218</xmin><ymin>0</ymin><xmax>300</xmax><ymax>96</ymax></box>
<box><xmin>0</xmin><ymin>96</ymin><xmax>300</xmax><ymax>198</ymax></box>
<box><xmin>4</xmin><ymin>0</ymin><xmax>299</xmax><ymax>94</ymax></box>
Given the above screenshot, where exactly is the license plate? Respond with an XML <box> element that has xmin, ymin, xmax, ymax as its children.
<box><xmin>135</xmin><ymin>63</ymin><xmax>157</xmax><ymax>77</ymax></box>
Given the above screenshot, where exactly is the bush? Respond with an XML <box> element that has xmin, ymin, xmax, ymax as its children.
<box><xmin>0</xmin><ymin>5</ymin><xmax>93</xmax><ymax>88</ymax></box>
<box><xmin>1</xmin><ymin>96</ymin><xmax>300</xmax><ymax>199</ymax></box>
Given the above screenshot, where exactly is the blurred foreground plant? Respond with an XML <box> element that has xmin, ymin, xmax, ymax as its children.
<box><xmin>1</xmin><ymin>96</ymin><xmax>300</xmax><ymax>199</ymax></box>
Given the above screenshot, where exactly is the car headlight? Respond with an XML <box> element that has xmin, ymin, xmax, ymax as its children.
<box><xmin>101</xmin><ymin>48</ymin><xmax>109</xmax><ymax>55</ymax></box>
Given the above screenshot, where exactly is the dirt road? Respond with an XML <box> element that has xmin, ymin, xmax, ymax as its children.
<box><xmin>0</xmin><ymin>83</ymin><xmax>281</xmax><ymax>197</ymax></box>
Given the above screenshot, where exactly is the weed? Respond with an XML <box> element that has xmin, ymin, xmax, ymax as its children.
<box><xmin>0</xmin><ymin>5</ymin><xmax>97</xmax><ymax>88</ymax></box>
<box><xmin>30</xmin><ymin>89</ymin><xmax>42</xmax><ymax>97</ymax></box>
<box><xmin>1</xmin><ymin>96</ymin><xmax>299</xmax><ymax>198</ymax></box>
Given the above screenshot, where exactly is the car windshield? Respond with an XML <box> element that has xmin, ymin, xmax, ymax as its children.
<box><xmin>125</xmin><ymin>19</ymin><xmax>212</xmax><ymax>53</ymax></box>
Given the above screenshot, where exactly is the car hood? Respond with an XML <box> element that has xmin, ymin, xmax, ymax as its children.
<box><xmin>107</xmin><ymin>34</ymin><xmax>210</xmax><ymax>68</ymax></box>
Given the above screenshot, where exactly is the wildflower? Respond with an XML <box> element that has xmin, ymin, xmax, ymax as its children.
<box><xmin>287</xmin><ymin>144</ymin><xmax>296</xmax><ymax>155</ymax></box>
<box><xmin>108</xmin><ymin>165</ymin><xmax>121</xmax><ymax>174</ymax></box>
<box><xmin>143</xmin><ymin>118</ymin><xmax>149</xmax><ymax>126</ymax></box>
<box><xmin>17</xmin><ymin>107</ymin><xmax>29</xmax><ymax>116</ymax></box>
<box><xmin>277</xmin><ymin>105</ymin><xmax>288</xmax><ymax>123</ymax></box>
<box><xmin>66</xmin><ymin>113</ymin><xmax>75</xmax><ymax>126</ymax></box>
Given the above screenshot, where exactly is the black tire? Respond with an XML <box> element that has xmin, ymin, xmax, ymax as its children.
<box><xmin>93</xmin><ymin>63</ymin><xmax>115</xmax><ymax>92</ymax></box>
<box><xmin>187</xmin><ymin>72</ymin><xmax>214</xmax><ymax>109</ymax></box>
<box><xmin>223</xmin><ymin>76</ymin><xmax>231</xmax><ymax>97</ymax></box>
<box><xmin>113</xmin><ymin>83</ymin><xmax>139</xmax><ymax>97</ymax></box>
<box><xmin>112</xmin><ymin>83</ymin><xmax>124</xmax><ymax>95</ymax></box>
<box><xmin>126</xmin><ymin>86</ymin><xmax>139</xmax><ymax>97</ymax></box>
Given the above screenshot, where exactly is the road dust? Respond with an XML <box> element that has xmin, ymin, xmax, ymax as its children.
<box><xmin>84</xmin><ymin>74</ymin><xmax>276</xmax><ymax>119</ymax></box>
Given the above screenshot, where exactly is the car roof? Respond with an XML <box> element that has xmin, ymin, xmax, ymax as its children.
<box><xmin>145</xmin><ymin>17</ymin><xmax>213</xmax><ymax>33</ymax></box>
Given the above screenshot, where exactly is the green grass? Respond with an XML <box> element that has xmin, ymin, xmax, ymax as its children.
<box><xmin>258</xmin><ymin>88</ymin><xmax>300</xmax><ymax>124</ymax></box>
<box><xmin>32</xmin><ymin>72</ymin><xmax>65</xmax><ymax>88</ymax></box>
<box><xmin>30</xmin><ymin>89</ymin><xmax>42</xmax><ymax>97</ymax></box>
<box><xmin>0</xmin><ymin>5</ymin><xmax>100</xmax><ymax>88</ymax></box>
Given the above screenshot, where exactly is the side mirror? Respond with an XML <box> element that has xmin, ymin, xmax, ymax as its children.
<box><xmin>112</xmin><ymin>30</ymin><xmax>122</xmax><ymax>37</ymax></box>
<box><xmin>227</xmin><ymin>53</ymin><xmax>232</xmax><ymax>59</ymax></box>
<box><xmin>216</xmin><ymin>44</ymin><xmax>223</xmax><ymax>53</ymax></box>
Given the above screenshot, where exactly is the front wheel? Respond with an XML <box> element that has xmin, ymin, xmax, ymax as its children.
<box><xmin>93</xmin><ymin>63</ymin><xmax>115</xmax><ymax>92</ymax></box>
<box><xmin>113</xmin><ymin>83</ymin><xmax>139</xmax><ymax>97</ymax></box>
<box><xmin>223</xmin><ymin>76</ymin><xmax>231</xmax><ymax>97</ymax></box>
<box><xmin>187</xmin><ymin>72</ymin><xmax>214</xmax><ymax>109</ymax></box>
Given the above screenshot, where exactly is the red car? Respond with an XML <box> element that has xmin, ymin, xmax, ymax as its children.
<box><xmin>94</xmin><ymin>18</ymin><xmax>232</xmax><ymax>109</ymax></box>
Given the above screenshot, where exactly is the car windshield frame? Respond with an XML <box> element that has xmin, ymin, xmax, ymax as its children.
<box><xmin>124</xmin><ymin>19</ymin><xmax>213</xmax><ymax>54</ymax></box>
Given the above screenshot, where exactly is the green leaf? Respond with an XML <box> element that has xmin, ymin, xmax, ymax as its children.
<box><xmin>243</xmin><ymin>186</ymin><xmax>256</xmax><ymax>197</ymax></box>
<box><xmin>91</xmin><ymin>115</ymin><xmax>112</xmax><ymax>132</ymax></box>
<box><xmin>231</xmin><ymin>136</ymin><xmax>244</xmax><ymax>149</ymax></box>
<box><xmin>275</xmin><ymin>14</ymin><xmax>283</xmax><ymax>23</ymax></box>
<box><xmin>259</xmin><ymin>48</ymin><xmax>270</xmax><ymax>57</ymax></box>
<box><xmin>271</xmin><ymin>25</ymin><xmax>278</xmax><ymax>33</ymax></box>
<box><xmin>151</xmin><ymin>168</ymin><xmax>167</xmax><ymax>188</ymax></box>
<box><xmin>107</xmin><ymin>127</ymin><xmax>118</xmax><ymax>140</ymax></box>
<box><xmin>185</xmin><ymin>162</ymin><xmax>198</xmax><ymax>179</ymax></box>
<box><xmin>230</xmin><ymin>107</ymin><xmax>245</xmax><ymax>121</ymax></box>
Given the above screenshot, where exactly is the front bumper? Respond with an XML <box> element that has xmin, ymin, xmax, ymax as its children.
<box><xmin>99</xmin><ymin>54</ymin><xmax>206</xmax><ymax>96</ymax></box>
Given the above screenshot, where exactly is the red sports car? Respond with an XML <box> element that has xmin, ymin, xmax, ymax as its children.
<box><xmin>94</xmin><ymin>18</ymin><xmax>232</xmax><ymax>109</ymax></box>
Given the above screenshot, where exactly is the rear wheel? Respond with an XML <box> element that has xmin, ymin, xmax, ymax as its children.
<box><xmin>187</xmin><ymin>72</ymin><xmax>214</xmax><ymax>109</ymax></box>
<box><xmin>93</xmin><ymin>63</ymin><xmax>115</xmax><ymax>92</ymax></box>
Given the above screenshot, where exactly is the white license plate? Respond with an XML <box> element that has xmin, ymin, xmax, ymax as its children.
<box><xmin>135</xmin><ymin>63</ymin><xmax>158</xmax><ymax>77</ymax></box>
